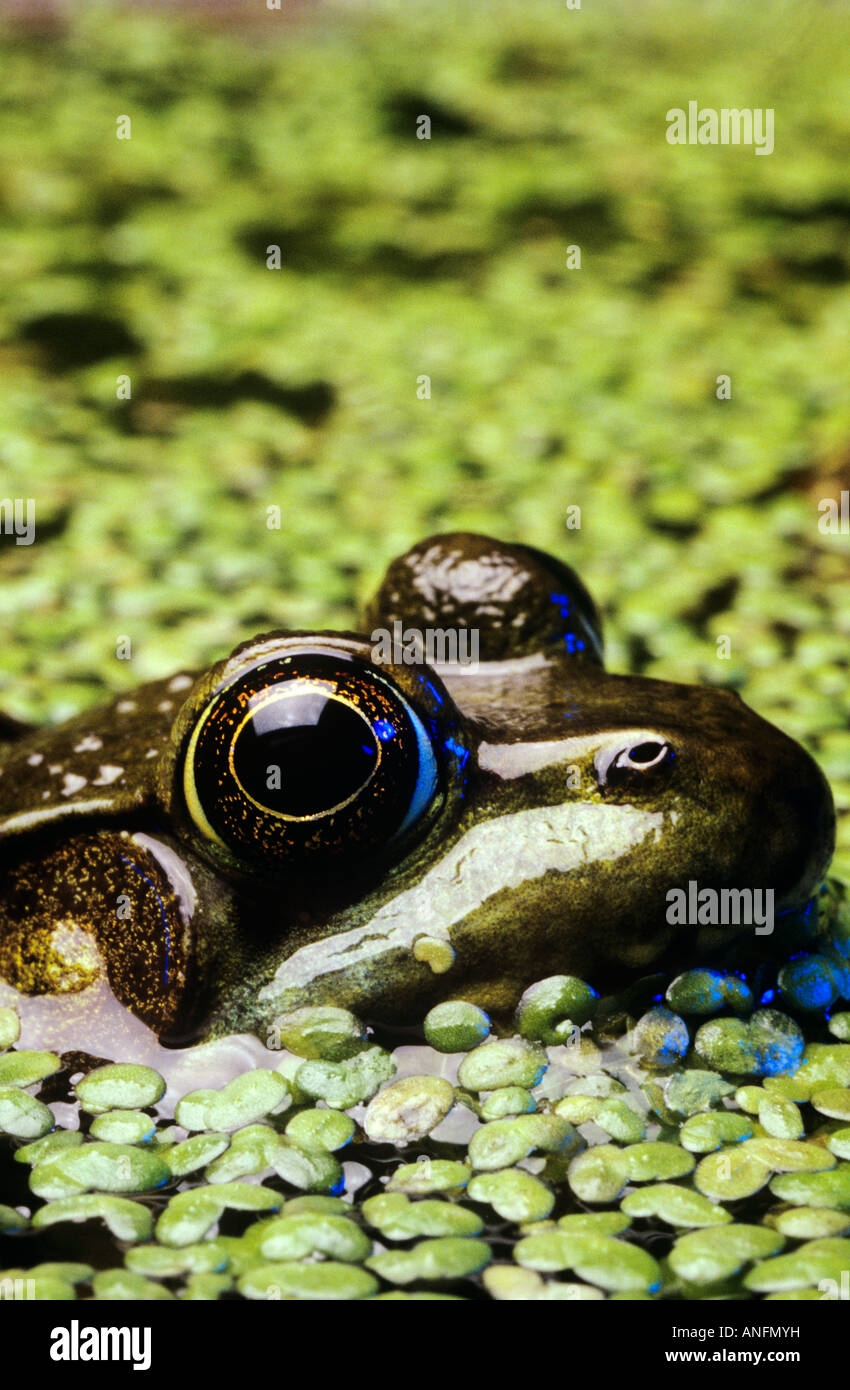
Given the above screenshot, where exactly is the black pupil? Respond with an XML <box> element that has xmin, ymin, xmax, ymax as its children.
<box><xmin>231</xmin><ymin>688</ymin><xmax>379</xmax><ymax>817</ymax></box>
<box><xmin>629</xmin><ymin>742</ymin><xmax>665</xmax><ymax>763</ymax></box>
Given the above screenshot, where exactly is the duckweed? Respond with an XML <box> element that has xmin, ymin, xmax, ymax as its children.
<box><xmin>270</xmin><ymin>1007</ymin><xmax>366</xmax><ymax>1061</ymax></box>
<box><xmin>467</xmin><ymin>1170</ymin><xmax>554</xmax><ymax>1224</ymax></box>
<box><xmin>632</xmin><ymin>1009</ymin><xmax>689</xmax><ymax>1068</ymax></box>
<box><xmin>694</xmin><ymin>1149</ymin><xmax>772</xmax><ymax>1202</ymax></box>
<box><xmin>91</xmin><ymin>1270</ymin><xmax>174</xmax><ymax>1300</ymax></box>
<box><xmin>0</xmin><ymin>1087</ymin><xmax>53</xmax><ymax>1140</ymax></box>
<box><xmin>664</xmin><ymin>1070</ymin><xmax>735</xmax><ymax>1116</ymax></box>
<box><xmin>176</xmin><ymin>1070</ymin><xmax>289</xmax><ymax>1132</ymax></box>
<box><xmin>594</xmin><ymin>1098</ymin><xmax>646</xmax><ymax>1143</ymax></box>
<box><xmin>0</xmin><ymin>1008</ymin><xmax>21</xmax><ymax>1050</ymax></box>
<box><xmin>826</xmin><ymin>1129</ymin><xmax>850</xmax><ymax>1160</ymax></box>
<box><xmin>386</xmin><ymin>1160</ymin><xmax>471</xmax><ymax>1195</ymax></box>
<box><xmin>89</xmin><ymin>1110</ymin><xmax>157</xmax><ymax>1145</ymax></box>
<box><xmin>694</xmin><ymin>1010</ymin><xmax>805</xmax><ymax>1077</ymax></box>
<box><xmin>162</xmin><ymin>1132</ymin><xmax>231</xmax><ymax>1178</ymax></box>
<box><xmin>669</xmin><ymin>1225</ymin><xmax>784</xmax><ymax>1283</ymax></box>
<box><xmin>238</xmin><ymin>1262</ymin><xmax>378</xmax><ymax>1300</ymax></box>
<box><xmin>768</xmin><ymin>1207</ymin><xmax>850</xmax><ymax>1239</ymax></box>
<box><xmin>811</xmin><ymin>1086</ymin><xmax>850</xmax><ymax>1120</ymax></box>
<box><xmin>244</xmin><ymin>1212</ymin><xmax>372</xmax><ymax>1263</ymax></box>
<box><xmin>515</xmin><ymin>975</ymin><xmax>598</xmax><ymax>1043</ymax></box>
<box><xmin>363</xmin><ymin>1075</ymin><xmax>454</xmax><ymax>1144</ymax></box>
<box><xmin>568</xmin><ymin>1146</ymin><xmax>630</xmax><ymax>1204</ymax></box>
<box><xmin>480</xmin><ymin>1087</ymin><xmax>535</xmax><ymax>1119</ymax></box>
<box><xmin>0</xmin><ymin>1204</ymin><xmax>28</xmax><ymax>1232</ymax></box>
<box><xmin>666</xmin><ymin>970</ymin><xmax>753</xmax><ymax>1016</ymax></box>
<box><xmin>457</xmin><ymin>1038</ymin><xmax>548</xmax><ymax>1092</ymax></box>
<box><xmin>0</xmin><ymin>1051</ymin><xmax>61</xmax><ymax>1088</ymax></box>
<box><xmin>679</xmin><ymin>1112</ymin><xmax>753</xmax><ymax>1153</ymax></box>
<box><xmin>295</xmin><ymin>1047</ymin><xmax>395</xmax><ymax>1109</ymax></box>
<box><xmin>621</xmin><ymin>1184</ymin><xmax>732</xmax><ymax>1228</ymax></box>
<box><xmin>515</xmin><ymin>1229</ymin><xmax>661</xmax><ymax>1293</ymax></box>
<box><xmin>366</xmin><ymin>1237</ymin><xmax>492</xmax><ymax>1285</ymax></box>
<box><xmin>468</xmin><ymin>1114</ymin><xmax>577</xmax><ymax>1171</ymax></box>
<box><xmin>75</xmin><ymin>1064</ymin><xmax>166</xmax><ymax>1114</ymax></box>
<box><xmin>757</xmin><ymin>1097</ymin><xmax>805</xmax><ymax>1140</ymax></box>
<box><xmin>285</xmin><ymin>1108</ymin><xmax>356</xmax><ymax>1152</ymax></box>
<box><xmin>423</xmin><ymin>1002</ymin><xmax>490</xmax><ymax>1053</ymax></box>
<box><xmin>156</xmin><ymin>1183</ymin><xmax>281</xmax><ymax>1247</ymax></box>
<box><xmin>125</xmin><ymin>1242</ymin><xmax>231</xmax><ymax>1278</ymax></box>
<box><xmin>204</xmin><ymin>1125</ymin><xmax>342</xmax><ymax>1192</ymax></box>
<box><xmin>770</xmin><ymin>1165</ymin><xmax>850</xmax><ymax>1210</ymax></box>
<box><xmin>743</xmin><ymin>1237</ymin><xmax>850</xmax><ymax>1293</ymax></box>
<box><xmin>32</xmin><ymin>1195</ymin><xmax>153</xmax><ymax>1243</ymax></box>
<box><xmin>622</xmin><ymin>1142</ymin><xmax>695</xmax><ymax>1183</ymax></box>
<box><xmin>778</xmin><ymin>955</ymin><xmax>842</xmax><ymax>1012</ymax></box>
<box><xmin>30</xmin><ymin>1142</ymin><xmax>171</xmax><ymax>1199</ymax></box>
<box><xmin>363</xmin><ymin>1193</ymin><xmax>483</xmax><ymax>1239</ymax></box>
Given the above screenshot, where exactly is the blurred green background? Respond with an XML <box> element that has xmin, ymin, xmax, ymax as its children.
<box><xmin>1</xmin><ymin>0</ymin><xmax>849</xmax><ymax>870</ymax></box>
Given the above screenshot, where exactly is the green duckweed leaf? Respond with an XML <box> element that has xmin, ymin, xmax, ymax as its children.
<box><xmin>363</xmin><ymin>1192</ymin><xmax>483</xmax><ymax>1240</ymax></box>
<box><xmin>457</xmin><ymin>1038</ymin><xmax>548</xmax><ymax>1092</ymax></box>
<box><xmin>669</xmin><ymin>1224</ymin><xmax>784</xmax><ymax>1283</ymax></box>
<box><xmin>467</xmin><ymin>1169</ymin><xmax>554</xmax><ymax>1223</ymax></box>
<box><xmin>366</xmin><ymin>1237</ymin><xmax>492</xmax><ymax>1285</ymax></box>
<box><xmin>75</xmin><ymin>1064</ymin><xmax>165</xmax><ymax>1114</ymax></box>
<box><xmin>621</xmin><ymin>1183</ymin><xmax>732</xmax><ymax>1228</ymax></box>
<box><xmin>363</xmin><ymin>1075</ymin><xmax>454</xmax><ymax>1144</ymax></box>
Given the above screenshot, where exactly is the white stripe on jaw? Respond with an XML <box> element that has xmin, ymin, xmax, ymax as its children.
<box><xmin>259</xmin><ymin>799</ymin><xmax>666</xmax><ymax>998</ymax></box>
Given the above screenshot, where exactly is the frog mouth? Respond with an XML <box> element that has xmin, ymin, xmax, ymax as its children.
<box><xmin>256</xmin><ymin>800</ymin><xmax>667</xmax><ymax>1005</ymax></box>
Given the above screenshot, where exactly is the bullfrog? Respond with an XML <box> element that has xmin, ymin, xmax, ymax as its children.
<box><xmin>0</xmin><ymin>533</ymin><xmax>835</xmax><ymax>1061</ymax></box>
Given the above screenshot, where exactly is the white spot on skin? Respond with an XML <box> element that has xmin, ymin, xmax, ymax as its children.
<box><xmin>61</xmin><ymin>773</ymin><xmax>88</xmax><ymax>796</ymax></box>
<box><xmin>116</xmin><ymin>700</ymin><xmax>136</xmax><ymax>713</ymax></box>
<box><xmin>145</xmin><ymin>748</ymin><xmax>159</xmax><ymax>759</ymax></box>
<box><xmin>168</xmin><ymin>675</ymin><xmax>193</xmax><ymax>693</ymax></box>
<box><xmin>92</xmin><ymin>764</ymin><xmax>124</xmax><ymax>786</ymax></box>
<box><xmin>73</xmin><ymin>735</ymin><xmax>103</xmax><ymax>753</ymax></box>
<box><xmin>27</xmin><ymin>753</ymin><xmax>44</xmax><ymax>766</ymax></box>
<box><xmin>48</xmin><ymin>764</ymin><xmax>63</xmax><ymax>775</ymax></box>
<box><xmin>157</xmin><ymin>700</ymin><xmax>174</xmax><ymax>713</ymax></box>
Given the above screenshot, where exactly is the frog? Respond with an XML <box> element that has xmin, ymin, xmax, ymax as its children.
<box><xmin>0</xmin><ymin>532</ymin><xmax>835</xmax><ymax>1059</ymax></box>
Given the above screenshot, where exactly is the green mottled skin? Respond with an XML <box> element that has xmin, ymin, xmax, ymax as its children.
<box><xmin>0</xmin><ymin>535</ymin><xmax>835</xmax><ymax>1051</ymax></box>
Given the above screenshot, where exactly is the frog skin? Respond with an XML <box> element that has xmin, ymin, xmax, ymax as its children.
<box><xmin>0</xmin><ymin>533</ymin><xmax>835</xmax><ymax>1056</ymax></box>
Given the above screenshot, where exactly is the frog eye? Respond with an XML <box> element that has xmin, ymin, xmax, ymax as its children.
<box><xmin>181</xmin><ymin>649</ymin><xmax>441</xmax><ymax>871</ymax></box>
<box><xmin>596</xmin><ymin>738</ymin><xmax>674</xmax><ymax>788</ymax></box>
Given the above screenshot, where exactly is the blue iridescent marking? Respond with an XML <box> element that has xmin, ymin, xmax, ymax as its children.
<box><xmin>119</xmin><ymin>854</ymin><xmax>170</xmax><ymax>984</ymax></box>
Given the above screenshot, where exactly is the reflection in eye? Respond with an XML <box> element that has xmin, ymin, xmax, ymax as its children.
<box><xmin>182</xmin><ymin>651</ymin><xmax>441</xmax><ymax>871</ymax></box>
